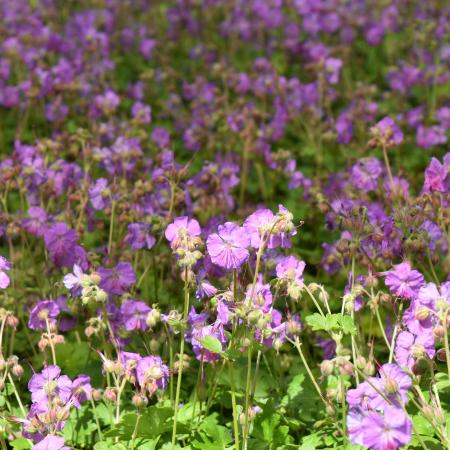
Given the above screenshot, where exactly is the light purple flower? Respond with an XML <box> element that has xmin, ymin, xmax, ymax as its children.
<box><xmin>206</xmin><ymin>222</ymin><xmax>250</xmax><ymax>270</ymax></box>
<box><xmin>371</xmin><ymin>117</ymin><xmax>403</xmax><ymax>145</ymax></box>
<box><xmin>395</xmin><ymin>330</ymin><xmax>435</xmax><ymax>370</ymax></box>
<box><xmin>362</xmin><ymin>406</ymin><xmax>412</xmax><ymax>450</ymax></box>
<box><xmin>276</xmin><ymin>256</ymin><xmax>306</xmax><ymax>282</ymax></box>
<box><xmin>63</xmin><ymin>264</ymin><xmax>85</xmax><ymax>290</ymax></box>
<box><xmin>120</xmin><ymin>300</ymin><xmax>151</xmax><ymax>331</ymax></box>
<box><xmin>28</xmin><ymin>365</ymin><xmax>72</xmax><ymax>407</ymax></box>
<box><xmin>165</xmin><ymin>216</ymin><xmax>201</xmax><ymax>249</ymax></box>
<box><xmin>124</xmin><ymin>223</ymin><xmax>155</xmax><ymax>250</ymax></box>
<box><xmin>32</xmin><ymin>435</ymin><xmax>68</xmax><ymax>450</ymax></box>
<box><xmin>381</xmin><ymin>262</ymin><xmax>424</xmax><ymax>300</ymax></box>
<box><xmin>71</xmin><ymin>375</ymin><xmax>92</xmax><ymax>408</ymax></box>
<box><xmin>28</xmin><ymin>300</ymin><xmax>60</xmax><ymax>330</ymax></box>
<box><xmin>98</xmin><ymin>262</ymin><xmax>136</xmax><ymax>295</ymax></box>
<box><xmin>0</xmin><ymin>256</ymin><xmax>11</xmax><ymax>289</ymax></box>
<box><xmin>89</xmin><ymin>178</ymin><xmax>111</xmax><ymax>210</ymax></box>
<box><xmin>136</xmin><ymin>356</ymin><xmax>169</xmax><ymax>393</ymax></box>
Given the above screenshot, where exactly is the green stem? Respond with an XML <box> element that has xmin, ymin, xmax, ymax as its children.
<box><xmin>388</xmin><ymin>302</ymin><xmax>403</xmax><ymax>364</ymax></box>
<box><xmin>229</xmin><ymin>362</ymin><xmax>240</xmax><ymax>450</ymax></box>
<box><xmin>171</xmin><ymin>270</ymin><xmax>190</xmax><ymax>450</ymax></box>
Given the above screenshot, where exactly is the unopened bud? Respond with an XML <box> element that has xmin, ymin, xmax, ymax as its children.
<box><xmin>104</xmin><ymin>387</ymin><xmax>117</xmax><ymax>402</ymax></box>
<box><xmin>320</xmin><ymin>360</ymin><xmax>334</xmax><ymax>377</ymax></box>
<box><xmin>12</xmin><ymin>364</ymin><xmax>24</xmax><ymax>378</ymax></box>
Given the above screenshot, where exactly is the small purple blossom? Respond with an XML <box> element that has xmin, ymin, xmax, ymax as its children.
<box><xmin>28</xmin><ymin>300</ymin><xmax>60</xmax><ymax>330</ymax></box>
<box><xmin>98</xmin><ymin>262</ymin><xmax>136</xmax><ymax>295</ymax></box>
<box><xmin>206</xmin><ymin>222</ymin><xmax>250</xmax><ymax>270</ymax></box>
<box><xmin>381</xmin><ymin>262</ymin><xmax>424</xmax><ymax>300</ymax></box>
<box><xmin>0</xmin><ymin>256</ymin><xmax>11</xmax><ymax>289</ymax></box>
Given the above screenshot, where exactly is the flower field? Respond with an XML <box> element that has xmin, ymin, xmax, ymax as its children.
<box><xmin>0</xmin><ymin>1</ymin><xmax>449</xmax><ymax>449</ymax></box>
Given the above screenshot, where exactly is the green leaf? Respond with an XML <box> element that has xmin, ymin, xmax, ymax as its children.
<box><xmin>104</xmin><ymin>405</ymin><xmax>173</xmax><ymax>440</ymax></box>
<box><xmin>305</xmin><ymin>313</ymin><xmax>356</xmax><ymax>335</ymax></box>
<box><xmin>10</xmin><ymin>438</ymin><xmax>32</xmax><ymax>449</ymax></box>
<box><xmin>197</xmin><ymin>336</ymin><xmax>223</xmax><ymax>354</ymax></box>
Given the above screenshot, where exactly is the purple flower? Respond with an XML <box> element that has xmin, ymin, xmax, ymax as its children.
<box><xmin>423</xmin><ymin>154</ymin><xmax>449</xmax><ymax>193</ymax></box>
<box><xmin>243</xmin><ymin>206</ymin><xmax>296</xmax><ymax>250</ymax></box>
<box><xmin>276</xmin><ymin>256</ymin><xmax>306</xmax><ymax>282</ymax></box>
<box><xmin>63</xmin><ymin>264</ymin><xmax>86</xmax><ymax>290</ymax></box>
<box><xmin>0</xmin><ymin>256</ymin><xmax>11</xmax><ymax>289</ymax></box>
<box><xmin>371</xmin><ymin>117</ymin><xmax>403</xmax><ymax>145</ymax></box>
<box><xmin>71</xmin><ymin>375</ymin><xmax>92</xmax><ymax>408</ymax></box>
<box><xmin>44</xmin><ymin>223</ymin><xmax>87</xmax><ymax>269</ymax></box>
<box><xmin>22</xmin><ymin>207</ymin><xmax>48</xmax><ymax>237</ymax></box>
<box><xmin>381</xmin><ymin>262</ymin><xmax>424</xmax><ymax>300</ymax></box>
<box><xmin>165</xmin><ymin>216</ymin><xmax>201</xmax><ymax>249</ymax></box>
<box><xmin>151</xmin><ymin>127</ymin><xmax>170</xmax><ymax>149</ymax></box>
<box><xmin>416</xmin><ymin>125</ymin><xmax>447</xmax><ymax>149</ymax></box>
<box><xmin>124</xmin><ymin>223</ymin><xmax>155</xmax><ymax>250</ymax></box>
<box><xmin>32</xmin><ymin>435</ymin><xmax>68</xmax><ymax>450</ymax></box>
<box><xmin>324</xmin><ymin>57</ymin><xmax>342</xmax><ymax>85</ymax></box>
<box><xmin>206</xmin><ymin>222</ymin><xmax>250</xmax><ymax>270</ymax></box>
<box><xmin>350</xmin><ymin>158</ymin><xmax>383</xmax><ymax>193</ymax></box>
<box><xmin>98</xmin><ymin>262</ymin><xmax>136</xmax><ymax>295</ymax></box>
<box><xmin>131</xmin><ymin>101</ymin><xmax>152</xmax><ymax>124</ymax></box>
<box><xmin>28</xmin><ymin>300</ymin><xmax>60</xmax><ymax>330</ymax></box>
<box><xmin>369</xmin><ymin>364</ymin><xmax>411</xmax><ymax>409</ymax></box>
<box><xmin>402</xmin><ymin>282</ymin><xmax>444</xmax><ymax>335</ymax></box>
<box><xmin>136</xmin><ymin>356</ymin><xmax>169</xmax><ymax>393</ymax></box>
<box><xmin>120</xmin><ymin>300</ymin><xmax>151</xmax><ymax>331</ymax></box>
<box><xmin>362</xmin><ymin>406</ymin><xmax>412</xmax><ymax>450</ymax></box>
<box><xmin>89</xmin><ymin>178</ymin><xmax>111</xmax><ymax>210</ymax></box>
<box><xmin>245</xmin><ymin>275</ymin><xmax>273</xmax><ymax>312</ymax></box>
<box><xmin>395</xmin><ymin>330</ymin><xmax>435</xmax><ymax>370</ymax></box>
<box><xmin>28</xmin><ymin>365</ymin><xmax>72</xmax><ymax>407</ymax></box>
<box><xmin>191</xmin><ymin>321</ymin><xmax>227</xmax><ymax>362</ymax></box>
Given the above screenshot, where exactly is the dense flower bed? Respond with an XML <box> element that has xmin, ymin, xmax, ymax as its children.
<box><xmin>0</xmin><ymin>1</ymin><xmax>449</xmax><ymax>449</ymax></box>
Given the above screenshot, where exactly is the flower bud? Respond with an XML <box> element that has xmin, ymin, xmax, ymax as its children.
<box><xmin>146</xmin><ymin>309</ymin><xmax>161</xmax><ymax>328</ymax></box>
<box><xmin>320</xmin><ymin>360</ymin><xmax>334</xmax><ymax>376</ymax></box>
<box><xmin>132</xmin><ymin>393</ymin><xmax>148</xmax><ymax>408</ymax></box>
<box><xmin>12</xmin><ymin>364</ymin><xmax>24</xmax><ymax>378</ymax></box>
<box><xmin>414</xmin><ymin>306</ymin><xmax>430</xmax><ymax>322</ymax></box>
<box><xmin>104</xmin><ymin>387</ymin><xmax>117</xmax><ymax>402</ymax></box>
<box><xmin>103</xmin><ymin>359</ymin><xmax>116</xmax><ymax>373</ymax></box>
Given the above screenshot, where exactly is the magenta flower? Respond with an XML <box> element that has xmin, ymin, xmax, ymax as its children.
<box><xmin>0</xmin><ymin>256</ymin><xmax>11</xmax><ymax>289</ymax></box>
<box><xmin>120</xmin><ymin>300</ymin><xmax>151</xmax><ymax>331</ymax></box>
<box><xmin>381</xmin><ymin>262</ymin><xmax>424</xmax><ymax>300</ymax></box>
<box><xmin>28</xmin><ymin>365</ymin><xmax>72</xmax><ymax>407</ymax></box>
<box><xmin>165</xmin><ymin>216</ymin><xmax>201</xmax><ymax>249</ymax></box>
<box><xmin>191</xmin><ymin>321</ymin><xmax>227</xmax><ymax>362</ymax></box>
<box><xmin>395</xmin><ymin>330</ymin><xmax>435</xmax><ymax>370</ymax></box>
<box><xmin>28</xmin><ymin>300</ymin><xmax>60</xmax><ymax>330</ymax></box>
<box><xmin>98</xmin><ymin>262</ymin><xmax>136</xmax><ymax>295</ymax></box>
<box><xmin>362</xmin><ymin>406</ymin><xmax>412</xmax><ymax>450</ymax></box>
<box><xmin>206</xmin><ymin>222</ymin><xmax>250</xmax><ymax>270</ymax></box>
<box><xmin>22</xmin><ymin>207</ymin><xmax>48</xmax><ymax>237</ymax></box>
